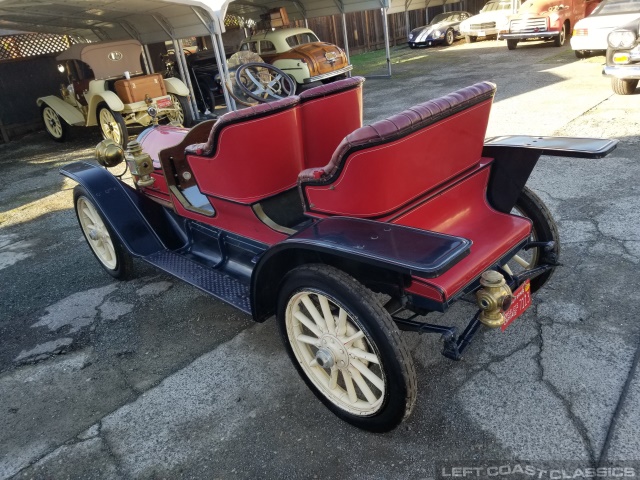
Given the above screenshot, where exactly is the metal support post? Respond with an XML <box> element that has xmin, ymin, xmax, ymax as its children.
<box><xmin>175</xmin><ymin>38</ymin><xmax>200</xmax><ymax>117</ymax></box>
<box><xmin>341</xmin><ymin>12</ymin><xmax>351</xmax><ymax>72</ymax></box>
<box><xmin>381</xmin><ymin>7</ymin><xmax>392</xmax><ymax>76</ymax></box>
<box><xmin>143</xmin><ymin>45</ymin><xmax>155</xmax><ymax>73</ymax></box>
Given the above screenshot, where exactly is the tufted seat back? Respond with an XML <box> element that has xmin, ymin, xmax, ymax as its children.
<box><xmin>298</xmin><ymin>81</ymin><xmax>497</xmax><ymax>218</ymax></box>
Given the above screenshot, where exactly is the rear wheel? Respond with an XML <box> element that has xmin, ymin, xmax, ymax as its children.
<box><xmin>504</xmin><ymin>187</ymin><xmax>559</xmax><ymax>292</ymax></box>
<box><xmin>277</xmin><ymin>264</ymin><xmax>417</xmax><ymax>432</ymax></box>
<box><xmin>444</xmin><ymin>29</ymin><xmax>455</xmax><ymax>46</ymax></box>
<box><xmin>554</xmin><ymin>22</ymin><xmax>568</xmax><ymax>47</ymax></box>
<box><xmin>98</xmin><ymin>106</ymin><xmax>128</xmax><ymax>148</ymax></box>
<box><xmin>166</xmin><ymin>93</ymin><xmax>194</xmax><ymax>127</ymax></box>
<box><xmin>611</xmin><ymin>78</ymin><xmax>638</xmax><ymax>95</ymax></box>
<box><xmin>74</xmin><ymin>185</ymin><xmax>133</xmax><ymax>279</ymax></box>
<box><xmin>507</xmin><ymin>39</ymin><xmax>518</xmax><ymax>50</ymax></box>
<box><xmin>41</xmin><ymin>105</ymin><xmax>67</xmax><ymax>142</ymax></box>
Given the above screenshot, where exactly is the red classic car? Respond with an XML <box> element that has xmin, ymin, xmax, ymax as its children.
<box><xmin>61</xmin><ymin>77</ymin><xmax>616</xmax><ymax>432</ymax></box>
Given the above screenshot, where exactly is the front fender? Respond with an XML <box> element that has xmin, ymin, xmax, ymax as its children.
<box><xmin>87</xmin><ymin>92</ymin><xmax>125</xmax><ymax>126</ymax></box>
<box><xmin>164</xmin><ymin>77</ymin><xmax>190</xmax><ymax>96</ymax></box>
<box><xmin>37</xmin><ymin>96</ymin><xmax>85</xmax><ymax>126</ymax></box>
<box><xmin>60</xmin><ymin>162</ymin><xmax>166</xmax><ymax>257</ymax></box>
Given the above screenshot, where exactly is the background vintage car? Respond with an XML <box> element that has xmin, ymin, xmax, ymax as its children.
<box><xmin>37</xmin><ymin>40</ymin><xmax>193</xmax><ymax>147</ymax></box>
<box><xmin>571</xmin><ymin>0</ymin><xmax>640</xmax><ymax>57</ymax></box>
<box><xmin>408</xmin><ymin>11</ymin><xmax>472</xmax><ymax>47</ymax></box>
<box><xmin>460</xmin><ymin>0</ymin><xmax>516</xmax><ymax>42</ymax></box>
<box><xmin>238</xmin><ymin>27</ymin><xmax>352</xmax><ymax>88</ymax></box>
<box><xmin>603</xmin><ymin>18</ymin><xmax>640</xmax><ymax>93</ymax></box>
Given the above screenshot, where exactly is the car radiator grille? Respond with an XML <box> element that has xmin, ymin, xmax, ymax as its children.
<box><xmin>471</xmin><ymin>22</ymin><xmax>496</xmax><ymax>29</ymax></box>
<box><xmin>509</xmin><ymin>18</ymin><xmax>547</xmax><ymax>33</ymax></box>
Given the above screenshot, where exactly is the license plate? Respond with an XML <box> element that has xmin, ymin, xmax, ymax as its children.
<box><xmin>501</xmin><ymin>279</ymin><xmax>531</xmax><ymax>331</ymax></box>
<box><xmin>157</xmin><ymin>97</ymin><xmax>172</xmax><ymax>108</ymax></box>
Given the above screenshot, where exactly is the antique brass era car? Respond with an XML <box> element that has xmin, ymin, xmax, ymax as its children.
<box><xmin>61</xmin><ymin>77</ymin><xmax>616</xmax><ymax>432</ymax></box>
<box><xmin>38</xmin><ymin>40</ymin><xmax>193</xmax><ymax>147</ymax></box>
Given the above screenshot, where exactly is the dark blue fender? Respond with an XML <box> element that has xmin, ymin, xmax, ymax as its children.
<box><xmin>60</xmin><ymin>162</ymin><xmax>166</xmax><ymax>257</ymax></box>
<box><xmin>250</xmin><ymin>217</ymin><xmax>471</xmax><ymax>322</ymax></box>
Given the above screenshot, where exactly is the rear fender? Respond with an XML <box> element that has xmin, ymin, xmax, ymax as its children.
<box><xmin>37</xmin><ymin>96</ymin><xmax>85</xmax><ymax>126</ymax></box>
<box><xmin>60</xmin><ymin>161</ymin><xmax>167</xmax><ymax>257</ymax></box>
<box><xmin>87</xmin><ymin>92</ymin><xmax>125</xmax><ymax>126</ymax></box>
<box><xmin>164</xmin><ymin>77</ymin><xmax>190</xmax><ymax>96</ymax></box>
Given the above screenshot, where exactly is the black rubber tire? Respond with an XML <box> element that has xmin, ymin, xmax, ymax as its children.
<box><xmin>507</xmin><ymin>39</ymin><xmax>518</xmax><ymax>50</ymax></box>
<box><xmin>611</xmin><ymin>78</ymin><xmax>638</xmax><ymax>95</ymax></box>
<box><xmin>444</xmin><ymin>29</ymin><xmax>455</xmax><ymax>46</ymax></box>
<box><xmin>511</xmin><ymin>187</ymin><xmax>560</xmax><ymax>292</ymax></box>
<box><xmin>41</xmin><ymin>105</ymin><xmax>68</xmax><ymax>142</ymax></box>
<box><xmin>465</xmin><ymin>35</ymin><xmax>477</xmax><ymax>43</ymax></box>
<box><xmin>74</xmin><ymin>185</ymin><xmax>133</xmax><ymax>280</ymax></box>
<box><xmin>168</xmin><ymin>94</ymin><xmax>195</xmax><ymax>127</ymax></box>
<box><xmin>574</xmin><ymin>49</ymin><xmax>588</xmax><ymax>59</ymax></box>
<box><xmin>98</xmin><ymin>105</ymin><xmax>128</xmax><ymax>148</ymax></box>
<box><xmin>409</xmin><ymin>44</ymin><xmax>417</xmax><ymax>49</ymax></box>
<box><xmin>276</xmin><ymin>264</ymin><xmax>417</xmax><ymax>432</ymax></box>
<box><xmin>554</xmin><ymin>22</ymin><xmax>568</xmax><ymax>47</ymax></box>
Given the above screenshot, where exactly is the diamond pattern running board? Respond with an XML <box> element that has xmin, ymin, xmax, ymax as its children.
<box><xmin>143</xmin><ymin>250</ymin><xmax>252</xmax><ymax>314</ymax></box>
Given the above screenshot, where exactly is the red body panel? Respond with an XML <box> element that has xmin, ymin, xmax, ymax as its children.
<box><xmin>395</xmin><ymin>166</ymin><xmax>532</xmax><ymax>300</ymax></box>
<box><xmin>298</xmin><ymin>87</ymin><xmax>363</xmax><ymax>169</ymax></box>
<box><xmin>187</xmin><ymin>108</ymin><xmax>304</xmax><ymax>204</ymax></box>
<box><xmin>303</xmin><ymin>100</ymin><xmax>492</xmax><ymax>217</ymax></box>
<box><xmin>138</xmin><ymin>125</ymin><xmax>189</xmax><ymax>169</ymax></box>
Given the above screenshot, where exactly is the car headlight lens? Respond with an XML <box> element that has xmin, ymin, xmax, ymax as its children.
<box><xmin>409</xmin><ymin>33</ymin><xmax>414</xmax><ymax>40</ymax></box>
<box><xmin>549</xmin><ymin>13</ymin><xmax>560</xmax><ymax>23</ymax></box>
<box><xmin>434</xmin><ymin>30</ymin><xmax>441</xmax><ymax>37</ymax></box>
<box><xmin>608</xmin><ymin>30</ymin><xmax>636</xmax><ymax>49</ymax></box>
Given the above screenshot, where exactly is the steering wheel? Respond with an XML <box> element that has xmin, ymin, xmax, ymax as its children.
<box><xmin>234</xmin><ymin>62</ymin><xmax>296</xmax><ymax>103</ymax></box>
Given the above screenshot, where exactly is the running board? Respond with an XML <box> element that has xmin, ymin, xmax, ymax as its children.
<box><xmin>143</xmin><ymin>250</ymin><xmax>252</xmax><ymax>314</ymax></box>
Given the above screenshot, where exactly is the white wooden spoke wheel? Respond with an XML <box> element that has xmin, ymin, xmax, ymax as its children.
<box><xmin>277</xmin><ymin>265</ymin><xmax>416</xmax><ymax>432</ymax></box>
<box><xmin>98</xmin><ymin>107</ymin><xmax>128</xmax><ymax>147</ymax></box>
<box><xmin>73</xmin><ymin>186</ymin><xmax>133</xmax><ymax>279</ymax></box>
<box><xmin>42</xmin><ymin>106</ymin><xmax>65</xmax><ymax>140</ymax></box>
<box><xmin>286</xmin><ymin>290</ymin><xmax>385</xmax><ymax>415</ymax></box>
<box><xmin>166</xmin><ymin>94</ymin><xmax>185</xmax><ymax>125</ymax></box>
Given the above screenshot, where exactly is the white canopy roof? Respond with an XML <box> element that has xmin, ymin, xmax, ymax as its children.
<box><xmin>0</xmin><ymin>0</ymin><xmax>458</xmax><ymax>44</ymax></box>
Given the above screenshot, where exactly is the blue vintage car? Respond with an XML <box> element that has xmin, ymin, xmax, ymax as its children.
<box><xmin>408</xmin><ymin>11</ymin><xmax>472</xmax><ymax>47</ymax></box>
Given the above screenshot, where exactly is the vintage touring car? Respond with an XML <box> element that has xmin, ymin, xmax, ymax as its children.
<box><xmin>38</xmin><ymin>39</ymin><xmax>193</xmax><ymax>147</ymax></box>
<box><xmin>61</xmin><ymin>77</ymin><xmax>616</xmax><ymax>432</ymax></box>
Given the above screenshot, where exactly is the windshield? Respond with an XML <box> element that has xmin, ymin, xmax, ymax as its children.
<box><xmin>481</xmin><ymin>0</ymin><xmax>512</xmax><ymax>11</ymax></box>
<box><xmin>592</xmin><ymin>0</ymin><xmax>640</xmax><ymax>15</ymax></box>
<box><xmin>285</xmin><ymin>32</ymin><xmax>320</xmax><ymax>47</ymax></box>
<box><xmin>430</xmin><ymin>13</ymin><xmax>452</xmax><ymax>24</ymax></box>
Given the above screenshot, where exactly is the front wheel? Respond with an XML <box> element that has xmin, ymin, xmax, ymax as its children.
<box><xmin>98</xmin><ymin>106</ymin><xmax>128</xmax><ymax>148</ymax></box>
<box><xmin>611</xmin><ymin>78</ymin><xmax>638</xmax><ymax>95</ymax></box>
<box><xmin>554</xmin><ymin>22</ymin><xmax>568</xmax><ymax>47</ymax></box>
<box><xmin>276</xmin><ymin>265</ymin><xmax>417</xmax><ymax>432</ymax></box>
<box><xmin>507</xmin><ymin>39</ymin><xmax>518</xmax><ymax>50</ymax></box>
<box><xmin>505</xmin><ymin>187</ymin><xmax>560</xmax><ymax>292</ymax></box>
<box><xmin>74</xmin><ymin>185</ymin><xmax>133</xmax><ymax>279</ymax></box>
<box><xmin>41</xmin><ymin>105</ymin><xmax>68</xmax><ymax>142</ymax></box>
<box><xmin>444</xmin><ymin>29</ymin><xmax>455</xmax><ymax>46</ymax></box>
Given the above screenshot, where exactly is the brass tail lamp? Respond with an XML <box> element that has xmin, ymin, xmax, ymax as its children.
<box><xmin>476</xmin><ymin>270</ymin><xmax>514</xmax><ymax>328</ymax></box>
<box><xmin>95</xmin><ymin>139</ymin><xmax>155</xmax><ymax>187</ymax></box>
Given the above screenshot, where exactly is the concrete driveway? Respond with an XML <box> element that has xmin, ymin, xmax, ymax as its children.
<box><xmin>1</xmin><ymin>40</ymin><xmax>639</xmax><ymax>479</ymax></box>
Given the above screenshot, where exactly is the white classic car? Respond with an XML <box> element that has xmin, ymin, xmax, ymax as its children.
<box><xmin>38</xmin><ymin>40</ymin><xmax>193</xmax><ymax>147</ymax></box>
<box><xmin>571</xmin><ymin>0</ymin><xmax>640</xmax><ymax>57</ymax></box>
<box><xmin>460</xmin><ymin>0</ymin><xmax>515</xmax><ymax>42</ymax></box>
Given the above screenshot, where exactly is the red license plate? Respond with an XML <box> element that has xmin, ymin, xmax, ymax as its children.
<box><xmin>156</xmin><ymin>97</ymin><xmax>172</xmax><ymax>108</ymax></box>
<box><xmin>501</xmin><ymin>279</ymin><xmax>532</xmax><ymax>331</ymax></box>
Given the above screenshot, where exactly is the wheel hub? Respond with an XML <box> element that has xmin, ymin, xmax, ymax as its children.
<box><xmin>88</xmin><ymin>228</ymin><xmax>99</xmax><ymax>241</ymax></box>
<box><xmin>318</xmin><ymin>335</ymin><xmax>349</xmax><ymax>369</ymax></box>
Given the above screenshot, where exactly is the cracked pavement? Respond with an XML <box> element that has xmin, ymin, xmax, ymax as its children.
<box><xmin>1</xmin><ymin>41</ymin><xmax>639</xmax><ymax>479</ymax></box>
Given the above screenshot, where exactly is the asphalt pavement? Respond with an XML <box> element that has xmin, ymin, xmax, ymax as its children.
<box><xmin>1</xmin><ymin>39</ymin><xmax>639</xmax><ymax>479</ymax></box>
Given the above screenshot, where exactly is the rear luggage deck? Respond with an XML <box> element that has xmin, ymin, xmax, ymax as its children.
<box><xmin>144</xmin><ymin>250</ymin><xmax>251</xmax><ymax>314</ymax></box>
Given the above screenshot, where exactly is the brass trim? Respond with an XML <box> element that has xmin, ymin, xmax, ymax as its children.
<box><xmin>169</xmin><ymin>186</ymin><xmax>215</xmax><ymax>217</ymax></box>
<box><xmin>252</xmin><ymin>203</ymin><xmax>296</xmax><ymax>235</ymax></box>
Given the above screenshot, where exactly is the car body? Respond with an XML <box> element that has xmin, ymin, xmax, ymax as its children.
<box><xmin>460</xmin><ymin>0</ymin><xmax>515</xmax><ymax>42</ymax></box>
<box><xmin>37</xmin><ymin>40</ymin><xmax>193</xmax><ymax>147</ymax></box>
<box><xmin>238</xmin><ymin>27</ymin><xmax>352</xmax><ymax>86</ymax></box>
<box><xmin>602</xmin><ymin>18</ymin><xmax>640</xmax><ymax>93</ymax></box>
<box><xmin>500</xmin><ymin>0</ymin><xmax>602</xmax><ymax>49</ymax></box>
<box><xmin>408</xmin><ymin>11</ymin><xmax>472</xmax><ymax>47</ymax></box>
<box><xmin>571</xmin><ymin>0</ymin><xmax>640</xmax><ymax>56</ymax></box>
<box><xmin>60</xmin><ymin>76</ymin><xmax>616</xmax><ymax>433</ymax></box>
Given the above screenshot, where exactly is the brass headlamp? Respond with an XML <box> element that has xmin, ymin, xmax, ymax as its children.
<box><xmin>124</xmin><ymin>141</ymin><xmax>155</xmax><ymax>187</ymax></box>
